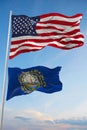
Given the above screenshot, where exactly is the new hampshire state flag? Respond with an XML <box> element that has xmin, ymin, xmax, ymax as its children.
<box><xmin>6</xmin><ymin>66</ymin><xmax>62</xmax><ymax>100</ymax></box>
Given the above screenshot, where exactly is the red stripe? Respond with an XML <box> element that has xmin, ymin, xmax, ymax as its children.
<box><xmin>11</xmin><ymin>33</ymin><xmax>84</xmax><ymax>45</ymax></box>
<box><xmin>11</xmin><ymin>36</ymin><xmax>83</xmax><ymax>52</ymax></box>
<box><xmin>36</xmin><ymin>23</ymin><xmax>79</xmax><ymax>30</ymax></box>
<box><xmin>10</xmin><ymin>41</ymin><xmax>83</xmax><ymax>59</ymax></box>
<box><xmin>36</xmin><ymin>25</ymin><xmax>64</xmax><ymax>31</ymax></box>
<box><xmin>40</xmin><ymin>13</ymin><xmax>83</xmax><ymax>19</ymax></box>
<box><xmin>10</xmin><ymin>43</ymin><xmax>44</xmax><ymax>52</ymax></box>
<box><xmin>72</xmin><ymin>34</ymin><xmax>84</xmax><ymax>39</ymax></box>
<box><xmin>10</xmin><ymin>40</ymin><xmax>83</xmax><ymax>53</ymax></box>
<box><xmin>37</xmin><ymin>29</ymin><xmax>81</xmax><ymax>36</ymax></box>
<box><xmin>38</xmin><ymin>20</ymin><xmax>79</xmax><ymax>26</ymax></box>
<box><xmin>48</xmin><ymin>43</ymin><xmax>83</xmax><ymax>49</ymax></box>
<box><xmin>59</xmin><ymin>40</ymin><xmax>84</xmax><ymax>45</ymax></box>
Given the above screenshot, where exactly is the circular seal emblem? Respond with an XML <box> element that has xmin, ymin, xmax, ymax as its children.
<box><xmin>18</xmin><ymin>70</ymin><xmax>46</xmax><ymax>93</ymax></box>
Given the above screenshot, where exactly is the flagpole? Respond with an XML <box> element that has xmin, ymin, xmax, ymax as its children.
<box><xmin>0</xmin><ymin>11</ymin><xmax>12</xmax><ymax>130</ymax></box>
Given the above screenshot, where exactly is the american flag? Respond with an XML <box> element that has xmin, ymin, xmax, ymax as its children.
<box><xmin>10</xmin><ymin>13</ymin><xmax>84</xmax><ymax>59</ymax></box>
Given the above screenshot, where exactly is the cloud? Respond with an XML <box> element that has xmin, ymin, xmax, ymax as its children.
<box><xmin>44</xmin><ymin>120</ymin><xmax>54</xmax><ymax>124</ymax></box>
<box><xmin>54</xmin><ymin>117</ymin><xmax>87</xmax><ymax>126</ymax></box>
<box><xmin>14</xmin><ymin>114</ymin><xmax>87</xmax><ymax>126</ymax></box>
<box><xmin>3</xmin><ymin>114</ymin><xmax>87</xmax><ymax>130</ymax></box>
<box><xmin>15</xmin><ymin>116</ymin><xmax>31</xmax><ymax>122</ymax></box>
<box><xmin>3</xmin><ymin>107</ymin><xmax>87</xmax><ymax>130</ymax></box>
<box><xmin>14</xmin><ymin>115</ymin><xmax>54</xmax><ymax>126</ymax></box>
<box><xmin>68</xmin><ymin>128</ymin><xmax>87</xmax><ymax>130</ymax></box>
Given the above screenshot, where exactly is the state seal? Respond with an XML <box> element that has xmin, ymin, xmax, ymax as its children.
<box><xmin>18</xmin><ymin>69</ymin><xmax>46</xmax><ymax>93</ymax></box>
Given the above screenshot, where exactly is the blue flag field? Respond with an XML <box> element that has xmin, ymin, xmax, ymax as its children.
<box><xmin>6</xmin><ymin>66</ymin><xmax>62</xmax><ymax>100</ymax></box>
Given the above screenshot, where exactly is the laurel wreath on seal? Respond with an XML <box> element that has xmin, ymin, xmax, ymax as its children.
<box><xmin>18</xmin><ymin>69</ymin><xmax>46</xmax><ymax>93</ymax></box>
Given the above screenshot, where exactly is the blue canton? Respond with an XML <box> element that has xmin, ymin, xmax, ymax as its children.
<box><xmin>12</xmin><ymin>15</ymin><xmax>40</xmax><ymax>37</ymax></box>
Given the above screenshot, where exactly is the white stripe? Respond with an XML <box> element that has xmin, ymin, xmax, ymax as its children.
<box><xmin>63</xmin><ymin>43</ymin><xmax>79</xmax><ymax>48</ymax></box>
<box><xmin>10</xmin><ymin>41</ymin><xmax>65</xmax><ymax>49</ymax></box>
<box><xmin>61</xmin><ymin>37</ymin><xmax>84</xmax><ymax>42</ymax></box>
<box><xmin>36</xmin><ymin>26</ymin><xmax>80</xmax><ymax>34</ymax></box>
<box><xmin>37</xmin><ymin>23</ymin><xmax>65</xmax><ymax>30</ymax></box>
<box><xmin>40</xmin><ymin>15</ymin><xmax>82</xmax><ymax>22</ymax></box>
<box><xmin>10</xmin><ymin>46</ymin><xmax>42</xmax><ymax>56</ymax></box>
<box><xmin>11</xmin><ymin>35</ymin><xmax>64</xmax><ymax>41</ymax></box>
<box><xmin>37</xmin><ymin>21</ymin><xmax>80</xmax><ymax>30</ymax></box>
<box><xmin>36</xmin><ymin>29</ymin><xmax>65</xmax><ymax>34</ymax></box>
